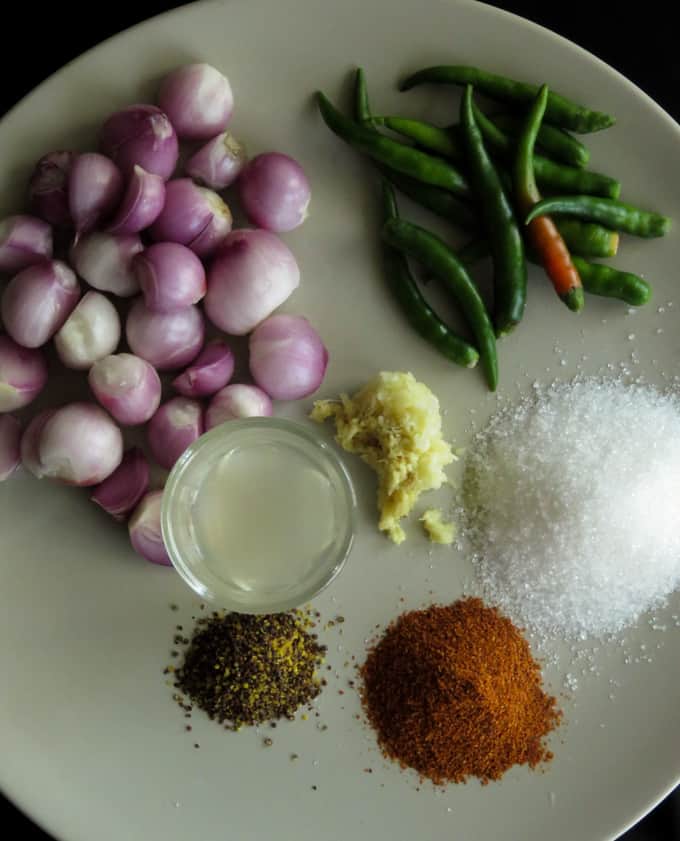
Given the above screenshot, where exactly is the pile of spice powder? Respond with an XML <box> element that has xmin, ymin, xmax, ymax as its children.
<box><xmin>173</xmin><ymin>611</ymin><xmax>326</xmax><ymax>729</ymax></box>
<box><xmin>360</xmin><ymin>598</ymin><xmax>561</xmax><ymax>785</ymax></box>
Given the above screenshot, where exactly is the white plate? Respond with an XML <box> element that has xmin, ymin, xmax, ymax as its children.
<box><xmin>1</xmin><ymin>1</ymin><xmax>679</xmax><ymax>840</ymax></box>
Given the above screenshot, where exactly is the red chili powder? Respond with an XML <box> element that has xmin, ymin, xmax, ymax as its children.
<box><xmin>360</xmin><ymin>597</ymin><xmax>561</xmax><ymax>785</ymax></box>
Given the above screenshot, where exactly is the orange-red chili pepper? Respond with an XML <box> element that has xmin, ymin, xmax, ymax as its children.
<box><xmin>513</xmin><ymin>84</ymin><xmax>584</xmax><ymax>312</ymax></box>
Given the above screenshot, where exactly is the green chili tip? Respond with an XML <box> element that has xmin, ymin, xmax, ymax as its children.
<box><xmin>571</xmin><ymin>256</ymin><xmax>652</xmax><ymax>307</ymax></box>
<box><xmin>495</xmin><ymin>323</ymin><xmax>517</xmax><ymax>340</ymax></box>
<box><xmin>563</xmin><ymin>287</ymin><xmax>585</xmax><ymax>313</ymax></box>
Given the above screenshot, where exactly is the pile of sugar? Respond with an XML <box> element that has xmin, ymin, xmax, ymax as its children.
<box><xmin>463</xmin><ymin>379</ymin><xmax>680</xmax><ymax>640</ymax></box>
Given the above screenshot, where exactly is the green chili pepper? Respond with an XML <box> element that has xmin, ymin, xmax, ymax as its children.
<box><xmin>354</xmin><ymin>71</ymin><xmax>480</xmax><ymax>364</ymax></box>
<box><xmin>377</xmin><ymin>166</ymin><xmax>478</xmax><ymax>230</ymax></box>
<box><xmin>526</xmin><ymin>195</ymin><xmax>671</xmax><ymax>238</ymax></box>
<box><xmin>553</xmin><ymin>218</ymin><xmax>619</xmax><ymax>259</ymax></box>
<box><xmin>491</xmin><ymin>114</ymin><xmax>589</xmax><ymax>168</ymax></box>
<box><xmin>382</xmin><ymin>217</ymin><xmax>498</xmax><ymax>390</ymax></box>
<box><xmin>316</xmin><ymin>92</ymin><xmax>471</xmax><ymax>197</ymax></box>
<box><xmin>399</xmin><ymin>65</ymin><xmax>615</xmax><ymax>133</ymax></box>
<box><xmin>460</xmin><ymin>85</ymin><xmax>526</xmax><ymax>337</ymax></box>
<box><xmin>379</xmin><ymin>181</ymin><xmax>480</xmax><ymax>369</ymax></box>
<box><xmin>354</xmin><ymin>67</ymin><xmax>372</xmax><ymax>122</ymax></box>
<box><xmin>472</xmin><ymin>103</ymin><xmax>620</xmax><ymax>199</ymax></box>
<box><xmin>371</xmin><ymin>116</ymin><xmax>462</xmax><ymax>159</ymax></box>
<box><xmin>571</xmin><ymin>257</ymin><xmax>651</xmax><ymax>306</ymax></box>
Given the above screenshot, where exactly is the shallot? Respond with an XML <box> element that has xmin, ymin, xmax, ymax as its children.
<box><xmin>204</xmin><ymin>229</ymin><xmax>299</xmax><ymax>335</ymax></box>
<box><xmin>158</xmin><ymin>63</ymin><xmax>233</xmax><ymax>140</ymax></box>
<box><xmin>0</xmin><ymin>215</ymin><xmax>53</xmax><ymax>273</ymax></box>
<box><xmin>68</xmin><ymin>153</ymin><xmax>123</xmax><ymax>234</ymax></box>
<box><xmin>91</xmin><ymin>448</ymin><xmax>150</xmax><ymax>521</ymax></box>
<box><xmin>126</xmin><ymin>299</ymin><xmax>205</xmax><ymax>371</ymax></box>
<box><xmin>249</xmin><ymin>314</ymin><xmax>327</xmax><ymax>400</ymax></box>
<box><xmin>206</xmin><ymin>384</ymin><xmax>272</xmax><ymax>429</ymax></box>
<box><xmin>100</xmin><ymin>104</ymin><xmax>178</xmax><ymax>180</ymax></box>
<box><xmin>239</xmin><ymin>152</ymin><xmax>311</xmax><ymax>232</ymax></box>
<box><xmin>172</xmin><ymin>340</ymin><xmax>234</xmax><ymax>398</ymax></box>
<box><xmin>107</xmin><ymin>165</ymin><xmax>165</xmax><ymax>234</ymax></box>
<box><xmin>185</xmin><ymin>132</ymin><xmax>246</xmax><ymax>190</ymax></box>
<box><xmin>133</xmin><ymin>242</ymin><xmax>206</xmax><ymax>313</ymax></box>
<box><xmin>147</xmin><ymin>397</ymin><xmax>204</xmax><ymax>470</ymax></box>
<box><xmin>25</xmin><ymin>402</ymin><xmax>123</xmax><ymax>486</ymax></box>
<box><xmin>0</xmin><ymin>335</ymin><xmax>48</xmax><ymax>412</ymax></box>
<box><xmin>88</xmin><ymin>353</ymin><xmax>161</xmax><ymax>426</ymax></box>
<box><xmin>54</xmin><ymin>291</ymin><xmax>121</xmax><ymax>370</ymax></box>
<box><xmin>70</xmin><ymin>231</ymin><xmax>143</xmax><ymax>297</ymax></box>
<box><xmin>149</xmin><ymin>178</ymin><xmax>232</xmax><ymax>258</ymax></box>
<box><xmin>1</xmin><ymin>260</ymin><xmax>79</xmax><ymax>348</ymax></box>
<box><xmin>128</xmin><ymin>490</ymin><xmax>171</xmax><ymax>566</ymax></box>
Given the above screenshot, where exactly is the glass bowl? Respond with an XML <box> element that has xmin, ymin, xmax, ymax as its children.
<box><xmin>161</xmin><ymin>417</ymin><xmax>356</xmax><ymax>613</ymax></box>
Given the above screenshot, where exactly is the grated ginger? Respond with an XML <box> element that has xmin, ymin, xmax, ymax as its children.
<box><xmin>310</xmin><ymin>371</ymin><xmax>454</xmax><ymax>544</ymax></box>
<box><xmin>420</xmin><ymin>509</ymin><xmax>457</xmax><ymax>545</ymax></box>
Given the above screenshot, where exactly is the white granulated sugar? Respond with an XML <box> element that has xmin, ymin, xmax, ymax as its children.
<box><xmin>463</xmin><ymin>378</ymin><xmax>680</xmax><ymax>640</ymax></box>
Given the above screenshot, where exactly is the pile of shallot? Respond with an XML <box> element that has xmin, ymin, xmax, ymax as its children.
<box><xmin>0</xmin><ymin>62</ymin><xmax>326</xmax><ymax>566</ymax></box>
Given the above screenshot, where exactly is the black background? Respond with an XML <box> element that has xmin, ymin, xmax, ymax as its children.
<box><xmin>1</xmin><ymin>1</ymin><xmax>678</xmax><ymax>839</ymax></box>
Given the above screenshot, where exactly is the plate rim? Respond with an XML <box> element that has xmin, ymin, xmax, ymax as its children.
<box><xmin>1</xmin><ymin>2</ymin><xmax>679</xmax><ymax>840</ymax></box>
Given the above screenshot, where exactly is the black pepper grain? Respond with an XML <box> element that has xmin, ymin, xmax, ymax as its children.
<box><xmin>173</xmin><ymin>611</ymin><xmax>326</xmax><ymax>730</ymax></box>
